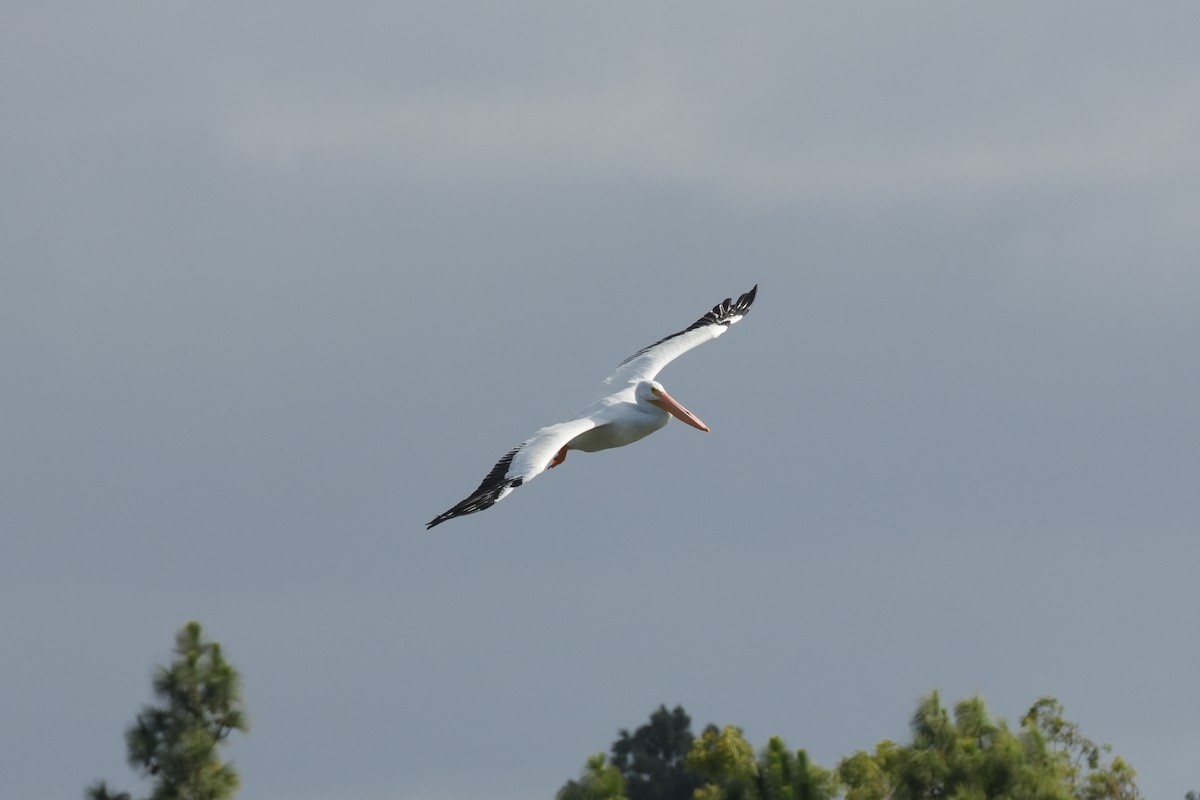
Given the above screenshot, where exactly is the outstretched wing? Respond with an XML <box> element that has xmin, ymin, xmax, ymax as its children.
<box><xmin>603</xmin><ymin>285</ymin><xmax>757</xmax><ymax>386</ymax></box>
<box><xmin>426</xmin><ymin>417</ymin><xmax>596</xmax><ymax>529</ymax></box>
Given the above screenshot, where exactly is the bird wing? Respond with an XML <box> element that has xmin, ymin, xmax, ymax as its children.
<box><xmin>602</xmin><ymin>285</ymin><xmax>757</xmax><ymax>386</ymax></box>
<box><xmin>426</xmin><ymin>417</ymin><xmax>597</xmax><ymax>529</ymax></box>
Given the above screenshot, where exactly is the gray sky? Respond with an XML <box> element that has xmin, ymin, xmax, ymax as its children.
<box><xmin>3</xmin><ymin>3</ymin><xmax>1198</xmax><ymax>799</ymax></box>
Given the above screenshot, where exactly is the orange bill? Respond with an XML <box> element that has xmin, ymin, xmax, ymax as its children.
<box><xmin>653</xmin><ymin>388</ymin><xmax>710</xmax><ymax>432</ymax></box>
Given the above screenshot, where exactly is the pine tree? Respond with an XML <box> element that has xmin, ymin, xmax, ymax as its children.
<box><xmin>88</xmin><ymin>621</ymin><xmax>248</xmax><ymax>800</ymax></box>
<box><xmin>557</xmin><ymin>753</ymin><xmax>630</xmax><ymax>800</ymax></box>
<box><xmin>610</xmin><ymin>705</ymin><xmax>705</xmax><ymax>800</ymax></box>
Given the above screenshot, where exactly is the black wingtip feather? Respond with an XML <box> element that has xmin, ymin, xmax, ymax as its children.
<box><xmin>616</xmin><ymin>284</ymin><xmax>758</xmax><ymax>367</ymax></box>
<box><xmin>740</xmin><ymin>284</ymin><xmax>758</xmax><ymax>311</ymax></box>
<box><xmin>427</xmin><ymin>448</ymin><xmax>522</xmax><ymax>530</ymax></box>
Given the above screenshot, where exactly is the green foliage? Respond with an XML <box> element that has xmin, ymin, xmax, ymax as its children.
<box><xmin>759</xmin><ymin>739</ymin><xmax>836</xmax><ymax>800</ymax></box>
<box><xmin>688</xmin><ymin>726</ymin><xmax>835</xmax><ymax>800</ymax></box>
<box><xmin>87</xmin><ymin>621</ymin><xmax>248</xmax><ymax>800</ymax></box>
<box><xmin>837</xmin><ymin>743</ymin><xmax>897</xmax><ymax>800</ymax></box>
<box><xmin>610</xmin><ymin>705</ymin><xmax>706</xmax><ymax>800</ymax></box>
<box><xmin>688</xmin><ymin>724</ymin><xmax>758</xmax><ymax>800</ymax></box>
<box><xmin>836</xmin><ymin>692</ymin><xmax>1142</xmax><ymax>800</ymax></box>
<box><xmin>557</xmin><ymin>753</ymin><xmax>630</xmax><ymax>800</ymax></box>
<box><xmin>1020</xmin><ymin>697</ymin><xmax>1143</xmax><ymax>800</ymax></box>
<box><xmin>88</xmin><ymin>783</ymin><xmax>133</xmax><ymax>800</ymax></box>
<box><xmin>559</xmin><ymin>696</ymin><xmax>1140</xmax><ymax>800</ymax></box>
<box><xmin>837</xmin><ymin>691</ymin><xmax>1062</xmax><ymax>800</ymax></box>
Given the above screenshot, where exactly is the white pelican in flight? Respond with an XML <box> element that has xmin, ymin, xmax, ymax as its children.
<box><xmin>427</xmin><ymin>285</ymin><xmax>757</xmax><ymax>529</ymax></box>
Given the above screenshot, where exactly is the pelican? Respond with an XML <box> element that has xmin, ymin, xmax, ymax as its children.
<box><xmin>427</xmin><ymin>285</ymin><xmax>757</xmax><ymax>529</ymax></box>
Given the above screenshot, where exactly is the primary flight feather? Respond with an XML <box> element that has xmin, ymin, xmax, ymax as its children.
<box><xmin>427</xmin><ymin>285</ymin><xmax>758</xmax><ymax>529</ymax></box>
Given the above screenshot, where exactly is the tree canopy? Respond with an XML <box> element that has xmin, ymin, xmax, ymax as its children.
<box><xmin>609</xmin><ymin>704</ymin><xmax>707</xmax><ymax>800</ymax></box>
<box><xmin>558</xmin><ymin>693</ymin><xmax>1143</xmax><ymax>800</ymax></box>
<box><xmin>557</xmin><ymin>753</ymin><xmax>630</xmax><ymax>800</ymax></box>
<box><xmin>556</xmin><ymin>705</ymin><xmax>706</xmax><ymax>800</ymax></box>
<box><xmin>88</xmin><ymin>621</ymin><xmax>248</xmax><ymax>800</ymax></box>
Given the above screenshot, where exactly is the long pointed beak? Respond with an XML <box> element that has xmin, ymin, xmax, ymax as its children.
<box><xmin>653</xmin><ymin>388</ymin><xmax>710</xmax><ymax>432</ymax></box>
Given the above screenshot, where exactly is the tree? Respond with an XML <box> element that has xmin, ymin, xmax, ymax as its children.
<box><xmin>557</xmin><ymin>753</ymin><xmax>630</xmax><ymax>800</ymax></box>
<box><xmin>556</xmin><ymin>705</ymin><xmax>706</xmax><ymax>800</ymax></box>
<box><xmin>758</xmin><ymin>738</ymin><xmax>836</xmax><ymax>800</ymax></box>
<box><xmin>88</xmin><ymin>621</ymin><xmax>248</xmax><ymax>800</ymax></box>
<box><xmin>837</xmin><ymin>691</ymin><xmax>1071</xmax><ymax>800</ymax></box>
<box><xmin>610</xmin><ymin>705</ymin><xmax>706</xmax><ymax>800</ymax></box>
<box><xmin>558</xmin><ymin>695</ymin><xmax>1140</xmax><ymax>800</ymax></box>
<box><xmin>688</xmin><ymin>725</ymin><xmax>837</xmax><ymax>800</ymax></box>
<box><xmin>836</xmin><ymin>692</ymin><xmax>1142</xmax><ymax>800</ymax></box>
<box><xmin>1021</xmin><ymin>697</ymin><xmax>1143</xmax><ymax>800</ymax></box>
<box><xmin>688</xmin><ymin>724</ymin><xmax>758</xmax><ymax>800</ymax></box>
